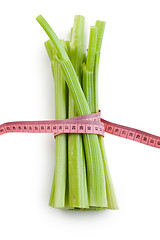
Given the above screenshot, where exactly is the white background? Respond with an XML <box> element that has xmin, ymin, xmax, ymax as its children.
<box><xmin>0</xmin><ymin>0</ymin><xmax>160</xmax><ymax>239</ymax></box>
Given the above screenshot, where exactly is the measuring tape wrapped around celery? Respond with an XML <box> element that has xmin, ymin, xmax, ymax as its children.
<box><xmin>1</xmin><ymin>15</ymin><xmax>160</xmax><ymax>210</ymax></box>
<box><xmin>36</xmin><ymin>15</ymin><xmax>118</xmax><ymax>210</ymax></box>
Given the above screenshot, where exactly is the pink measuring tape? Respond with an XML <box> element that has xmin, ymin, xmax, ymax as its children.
<box><xmin>0</xmin><ymin>111</ymin><xmax>160</xmax><ymax>149</ymax></box>
<box><xmin>0</xmin><ymin>112</ymin><xmax>104</xmax><ymax>137</ymax></box>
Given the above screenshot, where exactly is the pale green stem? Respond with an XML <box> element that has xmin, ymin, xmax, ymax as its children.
<box><xmin>94</xmin><ymin>52</ymin><xmax>100</xmax><ymax>113</ymax></box>
<box><xmin>68</xmin><ymin>15</ymin><xmax>88</xmax><ymax>208</ymax></box>
<box><xmin>94</xmin><ymin>21</ymin><xmax>118</xmax><ymax>209</ymax></box>
<box><xmin>45</xmin><ymin>40</ymin><xmax>67</xmax><ymax>209</ymax></box>
<box><xmin>86</xmin><ymin>27</ymin><xmax>97</xmax><ymax>72</ymax></box>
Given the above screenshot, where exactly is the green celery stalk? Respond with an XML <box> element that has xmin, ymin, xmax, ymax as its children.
<box><xmin>68</xmin><ymin>15</ymin><xmax>88</xmax><ymax>208</ymax></box>
<box><xmin>82</xmin><ymin>26</ymin><xmax>106</xmax><ymax>210</ymax></box>
<box><xmin>37</xmin><ymin>15</ymin><xmax>107</xmax><ymax>207</ymax></box>
<box><xmin>94</xmin><ymin>52</ymin><xmax>100</xmax><ymax>113</ymax></box>
<box><xmin>94</xmin><ymin>20</ymin><xmax>118</xmax><ymax>209</ymax></box>
<box><xmin>94</xmin><ymin>20</ymin><xmax>106</xmax><ymax>112</ymax></box>
<box><xmin>45</xmin><ymin>39</ymin><xmax>68</xmax><ymax>208</ymax></box>
<box><xmin>82</xmin><ymin>26</ymin><xmax>97</xmax><ymax>113</ymax></box>
<box><xmin>86</xmin><ymin>27</ymin><xmax>97</xmax><ymax>72</ymax></box>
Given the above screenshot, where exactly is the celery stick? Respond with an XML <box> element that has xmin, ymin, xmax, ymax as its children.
<box><xmin>82</xmin><ymin>26</ymin><xmax>97</xmax><ymax>113</ymax></box>
<box><xmin>45</xmin><ymin>40</ymin><xmax>67</xmax><ymax>208</ymax></box>
<box><xmin>94</xmin><ymin>21</ymin><xmax>118</xmax><ymax>209</ymax></box>
<box><xmin>94</xmin><ymin>20</ymin><xmax>106</xmax><ymax>112</ymax></box>
<box><xmin>82</xmin><ymin>27</ymin><xmax>107</xmax><ymax>210</ymax></box>
<box><xmin>94</xmin><ymin>52</ymin><xmax>100</xmax><ymax>113</ymax></box>
<box><xmin>86</xmin><ymin>27</ymin><xmax>97</xmax><ymax>72</ymax></box>
<box><xmin>68</xmin><ymin>15</ymin><xmax>88</xmax><ymax>208</ymax></box>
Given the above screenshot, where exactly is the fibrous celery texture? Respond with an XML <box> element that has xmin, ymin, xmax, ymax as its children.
<box><xmin>45</xmin><ymin>40</ymin><xmax>68</xmax><ymax>208</ymax></box>
<box><xmin>68</xmin><ymin>16</ymin><xmax>88</xmax><ymax>208</ymax></box>
<box><xmin>37</xmin><ymin>14</ymin><xmax>118</xmax><ymax>210</ymax></box>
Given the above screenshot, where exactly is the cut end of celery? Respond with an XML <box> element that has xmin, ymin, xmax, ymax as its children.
<box><xmin>95</xmin><ymin>20</ymin><xmax>106</xmax><ymax>52</ymax></box>
<box><xmin>36</xmin><ymin>15</ymin><xmax>42</xmax><ymax>21</ymax></box>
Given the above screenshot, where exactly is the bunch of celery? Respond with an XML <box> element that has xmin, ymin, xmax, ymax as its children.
<box><xmin>37</xmin><ymin>15</ymin><xmax>118</xmax><ymax>210</ymax></box>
